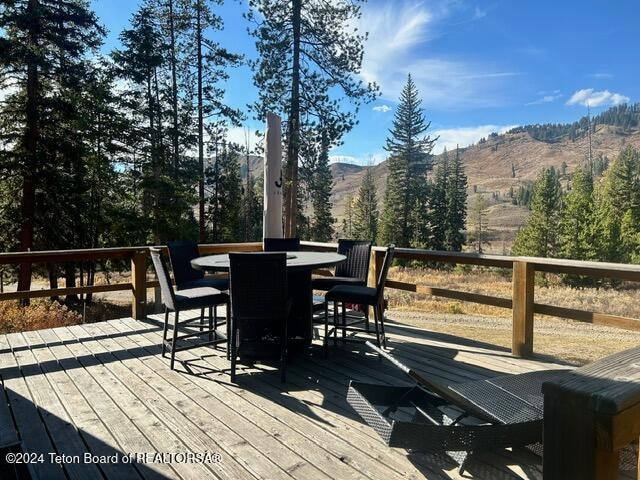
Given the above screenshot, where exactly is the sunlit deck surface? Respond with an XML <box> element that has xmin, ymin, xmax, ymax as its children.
<box><xmin>0</xmin><ymin>312</ymin><xmax>636</xmax><ymax>480</ymax></box>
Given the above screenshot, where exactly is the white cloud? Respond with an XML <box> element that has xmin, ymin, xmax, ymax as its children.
<box><xmin>589</xmin><ymin>73</ymin><xmax>614</xmax><ymax>80</ymax></box>
<box><xmin>372</xmin><ymin>104</ymin><xmax>392</xmax><ymax>113</ymax></box>
<box><xmin>526</xmin><ymin>92</ymin><xmax>562</xmax><ymax>106</ymax></box>
<box><xmin>566</xmin><ymin>88</ymin><xmax>629</xmax><ymax>108</ymax></box>
<box><xmin>358</xmin><ymin>1</ymin><xmax>517</xmax><ymax>108</ymax></box>
<box><xmin>432</xmin><ymin>124</ymin><xmax>518</xmax><ymax>154</ymax></box>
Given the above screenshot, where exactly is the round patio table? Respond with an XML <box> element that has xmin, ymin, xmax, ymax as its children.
<box><xmin>191</xmin><ymin>251</ymin><xmax>346</xmax><ymax>348</ymax></box>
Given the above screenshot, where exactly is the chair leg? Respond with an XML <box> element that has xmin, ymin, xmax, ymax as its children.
<box><xmin>230</xmin><ymin>318</ymin><xmax>237</xmax><ymax>383</ymax></box>
<box><xmin>379</xmin><ymin>302</ymin><xmax>387</xmax><ymax>349</ymax></box>
<box><xmin>170</xmin><ymin>311</ymin><xmax>179</xmax><ymax>370</ymax></box>
<box><xmin>373</xmin><ymin>304</ymin><xmax>381</xmax><ymax>349</ymax></box>
<box><xmin>323</xmin><ymin>299</ymin><xmax>329</xmax><ymax>358</ymax></box>
<box><xmin>280</xmin><ymin>315</ymin><xmax>288</xmax><ymax>383</ymax></box>
<box><xmin>208</xmin><ymin>306</ymin><xmax>214</xmax><ymax>342</ymax></box>
<box><xmin>365</xmin><ymin>306</ymin><xmax>370</xmax><ymax>333</ymax></box>
<box><xmin>333</xmin><ymin>301</ymin><xmax>338</xmax><ymax>347</ymax></box>
<box><xmin>162</xmin><ymin>307</ymin><xmax>169</xmax><ymax>357</ymax></box>
<box><xmin>226</xmin><ymin>301</ymin><xmax>231</xmax><ymax>360</ymax></box>
<box><xmin>200</xmin><ymin>307</ymin><xmax>204</xmax><ymax>332</ymax></box>
<box><xmin>341</xmin><ymin>302</ymin><xmax>346</xmax><ymax>344</ymax></box>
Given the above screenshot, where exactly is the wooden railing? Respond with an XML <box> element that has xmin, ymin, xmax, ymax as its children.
<box><xmin>3</xmin><ymin>240</ymin><xmax>640</xmax><ymax>359</ymax></box>
<box><xmin>0</xmin><ymin>242</ymin><xmax>262</xmax><ymax>319</ymax></box>
<box><xmin>302</xmin><ymin>241</ymin><xmax>640</xmax><ymax>358</ymax></box>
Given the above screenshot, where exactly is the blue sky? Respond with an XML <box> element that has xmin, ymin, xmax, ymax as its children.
<box><xmin>92</xmin><ymin>0</ymin><xmax>639</xmax><ymax>163</ymax></box>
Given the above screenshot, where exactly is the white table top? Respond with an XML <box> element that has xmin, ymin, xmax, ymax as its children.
<box><xmin>191</xmin><ymin>251</ymin><xmax>346</xmax><ymax>272</ymax></box>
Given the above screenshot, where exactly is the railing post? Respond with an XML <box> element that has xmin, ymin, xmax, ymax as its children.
<box><xmin>512</xmin><ymin>260</ymin><xmax>534</xmax><ymax>357</ymax></box>
<box><xmin>370</xmin><ymin>249</ymin><xmax>384</xmax><ymax>287</ymax></box>
<box><xmin>131</xmin><ymin>250</ymin><xmax>147</xmax><ymax>320</ymax></box>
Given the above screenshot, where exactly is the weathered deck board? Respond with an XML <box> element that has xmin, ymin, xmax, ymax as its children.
<box><xmin>0</xmin><ymin>312</ymin><xmax>636</xmax><ymax>480</ymax></box>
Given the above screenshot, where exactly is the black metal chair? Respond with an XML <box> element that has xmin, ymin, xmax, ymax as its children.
<box><xmin>312</xmin><ymin>239</ymin><xmax>372</xmax><ymax>328</ymax></box>
<box><xmin>167</xmin><ymin>240</ymin><xmax>229</xmax><ymax>333</ymax></box>
<box><xmin>263</xmin><ymin>237</ymin><xmax>300</xmax><ymax>252</ymax></box>
<box><xmin>228</xmin><ymin>252</ymin><xmax>290</xmax><ymax>383</ymax></box>
<box><xmin>150</xmin><ymin>247</ymin><xmax>229</xmax><ymax>370</ymax></box>
<box><xmin>324</xmin><ymin>245</ymin><xmax>395</xmax><ymax>355</ymax></box>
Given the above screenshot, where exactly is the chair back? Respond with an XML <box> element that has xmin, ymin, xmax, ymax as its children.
<box><xmin>263</xmin><ymin>237</ymin><xmax>300</xmax><ymax>252</ymax></box>
<box><xmin>335</xmin><ymin>239</ymin><xmax>372</xmax><ymax>282</ymax></box>
<box><xmin>375</xmin><ymin>245</ymin><xmax>395</xmax><ymax>303</ymax></box>
<box><xmin>149</xmin><ymin>247</ymin><xmax>176</xmax><ymax>311</ymax></box>
<box><xmin>229</xmin><ymin>253</ymin><xmax>288</xmax><ymax>342</ymax></box>
<box><xmin>167</xmin><ymin>240</ymin><xmax>204</xmax><ymax>286</ymax></box>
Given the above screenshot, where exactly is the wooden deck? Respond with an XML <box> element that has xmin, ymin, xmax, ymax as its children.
<box><xmin>0</xmin><ymin>312</ymin><xmax>635</xmax><ymax>480</ymax></box>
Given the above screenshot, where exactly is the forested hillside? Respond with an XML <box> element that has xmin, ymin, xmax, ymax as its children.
<box><xmin>329</xmin><ymin>104</ymin><xmax>640</xmax><ymax>252</ymax></box>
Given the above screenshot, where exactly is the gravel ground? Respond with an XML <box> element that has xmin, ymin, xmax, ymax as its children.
<box><xmin>387</xmin><ymin>309</ymin><xmax>640</xmax><ymax>366</ymax></box>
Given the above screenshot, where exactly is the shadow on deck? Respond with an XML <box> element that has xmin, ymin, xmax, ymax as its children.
<box><xmin>0</xmin><ymin>312</ymin><xmax>605</xmax><ymax>479</ymax></box>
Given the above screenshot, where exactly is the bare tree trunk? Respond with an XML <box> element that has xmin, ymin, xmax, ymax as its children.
<box><xmin>284</xmin><ymin>0</ymin><xmax>301</xmax><ymax>238</ymax></box>
<box><xmin>17</xmin><ymin>0</ymin><xmax>41</xmax><ymax>297</ymax></box>
<box><xmin>47</xmin><ymin>263</ymin><xmax>59</xmax><ymax>302</ymax></box>
<box><xmin>168</xmin><ymin>0</ymin><xmax>180</xmax><ymax>174</ymax></box>
<box><xmin>196</xmin><ymin>0</ymin><xmax>206</xmax><ymax>243</ymax></box>
<box><xmin>65</xmin><ymin>264</ymin><xmax>78</xmax><ymax>303</ymax></box>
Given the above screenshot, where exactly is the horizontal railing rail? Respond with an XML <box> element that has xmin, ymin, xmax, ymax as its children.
<box><xmin>2</xmin><ymin>239</ymin><xmax>639</xmax><ymax>358</ymax></box>
<box><xmin>0</xmin><ymin>242</ymin><xmax>262</xmax><ymax>317</ymax></box>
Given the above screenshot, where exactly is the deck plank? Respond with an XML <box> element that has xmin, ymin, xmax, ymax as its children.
<box><xmin>75</xmin><ymin>321</ymin><xmax>276</xmax><ymax>480</ymax></box>
<box><xmin>21</xmin><ymin>329</ymin><xmax>142</xmax><ymax>480</ymax></box>
<box><xmin>6</xmin><ymin>331</ymin><xmax>103</xmax><ymax>480</ymax></box>
<box><xmin>112</xmin><ymin>318</ymin><xmax>443</xmax><ymax>480</ymax></box>
<box><xmin>86</xmin><ymin>319</ymin><xmax>326</xmax><ymax>480</ymax></box>
<box><xmin>0</xmin><ymin>313</ymin><xmax>635</xmax><ymax>479</ymax></box>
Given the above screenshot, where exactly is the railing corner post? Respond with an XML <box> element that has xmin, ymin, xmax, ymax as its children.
<box><xmin>512</xmin><ymin>260</ymin><xmax>534</xmax><ymax>358</ymax></box>
<box><xmin>131</xmin><ymin>250</ymin><xmax>147</xmax><ymax>320</ymax></box>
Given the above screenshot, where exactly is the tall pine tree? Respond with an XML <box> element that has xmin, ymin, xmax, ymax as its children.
<box><xmin>352</xmin><ymin>165</ymin><xmax>378</xmax><ymax>242</ymax></box>
<box><xmin>248</xmin><ymin>0</ymin><xmax>377</xmax><ymax>236</ymax></box>
<box><xmin>379</xmin><ymin>74</ymin><xmax>436</xmax><ymax>247</ymax></box>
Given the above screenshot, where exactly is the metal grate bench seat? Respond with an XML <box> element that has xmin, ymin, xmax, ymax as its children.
<box><xmin>347</xmin><ymin>341</ymin><xmax>570</xmax><ymax>471</ymax></box>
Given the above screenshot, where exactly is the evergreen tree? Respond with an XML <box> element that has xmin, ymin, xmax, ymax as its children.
<box><xmin>379</xmin><ymin>74</ymin><xmax>436</xmax><ymax>247</ymax></box>
<box><xmin>352</xmin><ymin>165</ymin><xmax>378</xmax><ymax>242</ymax></box>
<box><xmin>207</xmin><ymin>142</ymin><xmax>242</xmax><ymax>242</ymax></box>
<box><xmin>444</xmin><ymin>147</ymin><xmax>467</xmax><ymax>251</ymax></box>
<box><xmin>306</xmin><ymin>134</ymin><xmax>334</xmax><ymax>241</ymax></box>
<box><xmin>247</xmin><ymin>0</ymin><xmax>378</xmax><ymax>236</ymax></box>
<box><xmin>182</xmin><ymin>0</ymin><xmax>243</xmax><ymax>241</ymax></box>
<box><xmin>512</xmin><ymin>168</ymin><xmax>562</xmax><ymax>257</ymax></box>
<box><xmin>427</xmin><ymin>149</ymin><xmax>449</xmax><ymax>250</ymax></box>
<box><xmin>468</xmin><ymin>195</ymin><xmax>490</xmax><ymax>253</ymax></box>
<box><xmin>341</xmin><ymin>194</ymin><xmax>355</xmax><ymax>238</ymax></box>
<box><xmin>0</xmin><ymin>0</ymin><xmax>104</xmax><ymax>292</ymax></box>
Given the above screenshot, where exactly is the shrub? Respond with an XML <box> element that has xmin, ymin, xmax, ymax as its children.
<box><xmin>0</xmin><ymin>299</ymin><xmax>82</xmax><ymax>334</ymax></box>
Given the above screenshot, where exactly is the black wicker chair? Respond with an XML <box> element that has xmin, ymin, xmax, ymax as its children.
<box><xmin>167</xmin><ymin>240</ymin><xmax>229</xmax><ymax>290</ymax></box>
<box><xmin>312</xmin><ymin>239</ymin><xmax>372</xmax><ymax>328</ymax></box>
<box><xmin>263</xmin><ymin>237</ymin><xmax>300</xmax><ymax>252</ymax></box>
<box><xmin>228</xmin><ymin>252</ymin><xmax>290</xmax><ymax>382</ymax></box>
<box><xmin>324</xmin><ymin>245</ymin><xmax>394</xmax><ymax>354</ymax></box>
<box><xmin>167</xmin><ymin>240</ymin><xmax>229</xmax><ymax>332</ymax></box>
<box><xmin>150</xmin><ymin>248</ymin><xmax>229</xmax><ymax>370</ymax></box>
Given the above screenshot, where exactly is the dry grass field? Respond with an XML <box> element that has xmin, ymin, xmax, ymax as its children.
<box><xmin>384</xmin><ymin>266</ymin><xmax>640</xmax><ymax>365</ymax></box>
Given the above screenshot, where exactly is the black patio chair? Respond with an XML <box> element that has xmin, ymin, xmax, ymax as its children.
<box><xmin>150</xmin><ymin>247</ymin><xmax>229</xmax><ymax>370</ymax></box>
<box><xmin>263</xmin><ymin>237</ymin><xmax>300</xmax><ymax>252</ymax></box>
<box><xmin>167</xmin><ymin>240</ymin><xmax>229</xmax><ymax>290</ymax></box>
<box><xmin>228</xmin><ymin>252</ymin><xmax>290</xmax><ymax>382</ymax></box>
<box><xmin>312</xmin><ymin>239</ymin><xmax>372</xmax><ymax>328</ymax></box>
<box><xmin>323</xmin><ymin>245</ymin><xmax>395</xmax><ymax>355</ymax></box>
<box><xmin>167</xmin><ymin>240</ymin><xmax>229</xmax><ymax>333</ymax></box>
